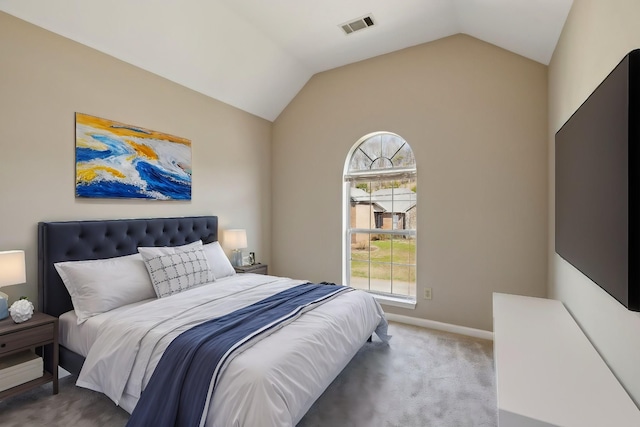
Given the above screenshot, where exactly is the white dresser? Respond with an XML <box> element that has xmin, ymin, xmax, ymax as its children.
<box><xmin>493</xmin><ymin>293</ymin><xmax>640</xmax><ymax>426</ymax></box>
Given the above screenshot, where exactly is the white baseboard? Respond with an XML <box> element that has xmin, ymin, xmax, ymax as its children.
<box><xmin>385</xmin><ymin>313</ymin><xmax>494</xmax><ymax>341</ymax></box>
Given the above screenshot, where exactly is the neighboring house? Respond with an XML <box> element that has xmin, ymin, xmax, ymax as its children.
<box><xmin>350</xmin><ymin>187</ymin><xmax>416</xmax><ymax>244</ymax></box>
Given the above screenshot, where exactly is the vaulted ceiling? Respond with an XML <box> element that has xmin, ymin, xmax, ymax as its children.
<box><xmin>0</xmin><ymin>0</ymin><xmax>573</xmax><ymax>121</ymax></box>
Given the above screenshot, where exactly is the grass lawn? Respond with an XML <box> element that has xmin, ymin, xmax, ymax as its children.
<box><xmin>351</xmin><ymin>238</ymin><xmax>416</xmax><ymax>282</ymax></box>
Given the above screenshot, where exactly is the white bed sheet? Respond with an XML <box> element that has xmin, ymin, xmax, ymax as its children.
<box><xmin>76</xmin><ymin>274</ymin><xmax>388</xmax><ymax>427</ymax></box>
<box><xmin>59</xmin><ymin>299</ymin><xmax>153</xmax><ymax>357</ymax></box>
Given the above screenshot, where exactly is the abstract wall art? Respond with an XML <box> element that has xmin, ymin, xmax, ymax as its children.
<box><xmin>75</xmin><ymin>113</ymin><xmax>192</xmax><ymax>200</ymax></box>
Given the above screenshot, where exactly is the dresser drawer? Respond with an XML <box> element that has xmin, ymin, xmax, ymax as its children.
<box><xmin>0</xmin><ymin>323</ymin><xmax>54</xmax><ymax>355</ymax></box>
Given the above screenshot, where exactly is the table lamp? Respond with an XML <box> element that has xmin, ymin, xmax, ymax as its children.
<box><xmin>224</xmin><ymin>229</ymin><xmax>247</xmax><ymax>267</ymax></box>
<box><xmin>0</xmin><ymin>250</ymin><xmax>26</xmax><ymax>320</ymax></box>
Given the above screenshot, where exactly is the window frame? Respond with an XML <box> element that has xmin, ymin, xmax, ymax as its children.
<box><xmin>342</xmin><ymin>131</ymin><xmax>417</xmax><ymax>307</ymax></box>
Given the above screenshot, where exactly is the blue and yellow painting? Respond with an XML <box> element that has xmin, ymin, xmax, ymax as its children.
<box><xmin>75</xmin><ymin>113</ymin><xmax>192</xmax><ymax>200</ymax></box>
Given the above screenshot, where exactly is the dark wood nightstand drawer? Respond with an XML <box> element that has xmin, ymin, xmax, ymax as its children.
<box><xmin>0</xmin><ymin>323</ymin><xmax>54</xmax><ymax>356</ymax></box>
<box><xmin>234</xmin><ymin>264</ymin><xmax>268</xmax><ymax>275</ymax></box>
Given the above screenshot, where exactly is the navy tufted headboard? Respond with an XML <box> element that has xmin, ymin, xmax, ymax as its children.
<box><xmin>38</xmin><ymin>216</ymin><xmax>218</xmax><ymax>318</ymax></box>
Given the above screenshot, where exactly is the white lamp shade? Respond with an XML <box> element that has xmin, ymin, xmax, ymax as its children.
<box><xmin>0</xmin><ymin>250</ymin><xmax>26</xmax><ymax>288</ymax></box>
<box><xmin>224</xmin><ymin>229</ymin><xmax>247</xmax><ymax>250</ymax></box>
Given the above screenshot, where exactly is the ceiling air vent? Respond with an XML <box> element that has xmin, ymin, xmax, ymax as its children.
<box><xmin>340</xmin><ymin>14</ymin><xmax>375</xmax><ymax>35</ymax></box>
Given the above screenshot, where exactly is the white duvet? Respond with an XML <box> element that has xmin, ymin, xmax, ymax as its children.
<box><xmin>76</xmin><ymin>274</ymin><xmax>389</xmax><ymax>427</ymax></box>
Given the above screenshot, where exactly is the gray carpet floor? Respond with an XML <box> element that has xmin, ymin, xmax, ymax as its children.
<box><xmin>0</xmin><ymin>322</ymin><xmax>496</xmax><ymax>427</ymax></box>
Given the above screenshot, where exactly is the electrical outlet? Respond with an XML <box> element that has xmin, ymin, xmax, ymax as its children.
<box><xmin>423</xmin><ymin>287</ymin><xmax>432</xmax><ymax>300</ymax></box>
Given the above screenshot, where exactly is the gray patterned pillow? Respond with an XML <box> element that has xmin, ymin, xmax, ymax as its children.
<box><xmin>142</xmin><ymin>247</ymin><xmax>212</xmax><ymax>298</ymax></box>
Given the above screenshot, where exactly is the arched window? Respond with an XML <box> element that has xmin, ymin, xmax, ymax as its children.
<box><xmin>343</xmin><ymin>132</ymin><xmax>417</xmax><ymax>303</ymax></box>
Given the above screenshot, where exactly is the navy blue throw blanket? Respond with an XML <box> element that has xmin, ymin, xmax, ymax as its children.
<box><xmin>126</xmin><ymin>283</ymin><xmax>348</xmax><ymax>427</ymax></box>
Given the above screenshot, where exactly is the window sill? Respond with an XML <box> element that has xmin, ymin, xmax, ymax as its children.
<box><xmin>372</xmin><ymin>294</ymin><xmax>416</xmax><ymax>309</ymax></box>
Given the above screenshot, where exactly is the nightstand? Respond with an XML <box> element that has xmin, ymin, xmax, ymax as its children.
<box><xmin>0</xmin><ymin>312</ymin><xmax>58</xmax><ymax>399</ymax></box>
<box><xmin>234</xmin><ymin>263</ymin><xmax>268</xmax><ymax>275</ymax></box>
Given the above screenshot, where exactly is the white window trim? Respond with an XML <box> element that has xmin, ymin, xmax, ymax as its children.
<box><xmin>349</xmin><ymin>228</ymin><xmax>417</xmax><ymax>237</ymax></box>
<box><xmin>373</xmin><ymin>293</ymin><xmax>417</xmax><ymax>309</ymax></box>
<box><xmin>344</xmin><ymin>167</ymin><xmax>416</xmax><ymax>182</ymax></box>
<box><xmin>342</xmin><ymin>131</ymin><xmax>417</xmax><ymax>301</ymax></box>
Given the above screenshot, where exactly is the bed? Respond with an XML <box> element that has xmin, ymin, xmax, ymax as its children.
<box><xmin>38</xmin><ymin>216</ymin><xmax>389</xmax><ymax>426</ymax></box>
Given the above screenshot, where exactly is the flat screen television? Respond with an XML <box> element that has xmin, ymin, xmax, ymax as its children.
<box><xmin>555</xmin><ymin>49</ymin><xmax>640</xmax><ymax>312</ymax></box>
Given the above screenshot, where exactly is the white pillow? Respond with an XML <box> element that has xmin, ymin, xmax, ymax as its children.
<box><xmin>138</xmin><ymin>240</ymin><xmax>214</xmax><ymax>283</ymax></box>
<box><xmin>54</xmin><ymin>253</ymin><xmax>156</xmax><ymax>325</ymax></box>
<box><xmin>202</xmin><ymin>241</ymin><xmax>236</xmax><ymax>279</ymax></box>
<box><xmin>141</xmin><ymin>247</ymin><xmax>212</xmax><ymax>298</ymax></box>
<box><xmin>137</xmin><ymin>240</ymin><xmax>202</xmax><ymax>258</ymax></box>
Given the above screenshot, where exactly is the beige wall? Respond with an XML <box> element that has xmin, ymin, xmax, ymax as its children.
<box><xmin>549</xmin><ymin>0</ymin><xmax>640</xmax><ymax>405</ymax></box>
<box><xmin>272</xmin><ymin>34</ymin><xmax>548</xmax><ymax>332</ymax></box>
<box><xmin>0</xmin><ymin>12</ymin><xmax>272</xmax><ymax>305</ymax></box>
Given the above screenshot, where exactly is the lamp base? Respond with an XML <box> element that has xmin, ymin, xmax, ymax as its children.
<box><xmin>0</xmin><ymin>292</ymin><xmax>8</xmax><ymax>320</ymax></box>
<box><xmin>231</xmin><ymin>250</ymin><xmax>243</xmax><ymax>267</ymax></box>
